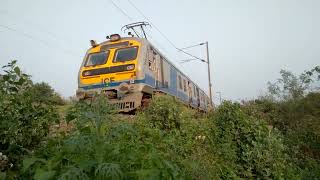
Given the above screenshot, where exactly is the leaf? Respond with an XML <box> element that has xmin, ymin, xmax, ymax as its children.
<box><xmin>14</xmin><ymin>66</ymin><xmax>21</xmax><ymax>75</ymax></box>
<box><xmin>0</xmin><ymin>172</ymin><xmax>6</xmax><ymax>180</ymax></box>
<box><xmin>95</xmin><ymin>163</ymin><xmax>123</xmax><ymax>180</ymax></box>
<box><xmin>23</xmin><ymin>158</ymin><xmax>46</xmax><ymax>172</ymax></box>
<box><xmin>17</xmin><ymin>77</ymin><xmax>26</xmax><ymax>85</ymax></box>
<box><xmin>11</xmin><ymin>60</ymin><xmax>17</xmax><ymax>65</ymax></box>
<box><xmin>2</xmin><ymin>75</ymin><xmax>9</xmax><ymax>81</ymax></box>
<box><xmin>58</xmin><ymin>168</ymin><xmax>89</xmax><ymax>180</ymax></box>
<box><xmin>34</xmin><ymin>169</ymin><xmax>56</xmax><ymax>180</ymax></box>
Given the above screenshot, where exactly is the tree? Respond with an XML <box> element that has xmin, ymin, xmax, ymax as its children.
<box><xmin>267</xmin><ymin>66</ymin><xmax>319</xmax><ymax>101</ymax></box>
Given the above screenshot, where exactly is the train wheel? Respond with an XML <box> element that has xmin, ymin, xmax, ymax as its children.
<box><xmin>141</xmin><ymin>98</ymin><xmax>151</xmax><ymax>108</ymax></box>
<box><xmin>141</xmin><ymin>93</ymin><xmax>152</xmax><ymax>109</ymax></box>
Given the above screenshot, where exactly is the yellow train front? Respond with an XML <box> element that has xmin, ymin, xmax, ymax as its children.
<box><xmin>77</xmin><ymin>34</ymin><xmax>211</xmax><ymax>112</ymax></box>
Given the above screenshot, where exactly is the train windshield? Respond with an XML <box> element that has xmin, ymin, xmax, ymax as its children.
<box><xmin>113</xmin><ymin>47</ymin><xmax>138</xmax><ymax>63</ymax></box>
<box><xmin>85</xmin><ymin>51</ymin><xmax>109</xmax><ymax>66</ymax></box>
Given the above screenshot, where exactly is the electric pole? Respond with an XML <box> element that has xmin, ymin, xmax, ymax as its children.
<box><xmin>179</xmin><ymin>41</ymin><xmax>214</xmax><ymax>107</ymax></box>
<box><xmin>205</xmin><ymin>41</ymin><xmax>213</xmax><ymax>106</ymax></box>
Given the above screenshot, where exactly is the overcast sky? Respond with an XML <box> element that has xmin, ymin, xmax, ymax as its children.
<box><xmin>0</xmin><ymin>0</ymin><xmax>319</xmax><ymax>103</ymax></box>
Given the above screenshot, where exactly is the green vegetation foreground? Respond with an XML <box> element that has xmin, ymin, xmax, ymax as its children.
<box><xmin>0</xmin><ymin>61</ymin><xmax>319</xmax><ymax>179</ymax></box>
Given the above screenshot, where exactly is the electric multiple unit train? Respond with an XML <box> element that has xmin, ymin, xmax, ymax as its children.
<box><xmin>76</xmin><ymin>34</ymin><xmax>211</xmax><ymax>112</ymax></box>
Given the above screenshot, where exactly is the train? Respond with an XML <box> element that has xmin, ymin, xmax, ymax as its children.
<box><xmin>76</xmin><ymin>33</ymin><xmax>212</xmax><ymax>112</ymax></box>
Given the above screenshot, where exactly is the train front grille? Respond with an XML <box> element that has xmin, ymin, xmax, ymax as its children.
<box><xmin>115</xmin><ymin>101</ymin><xmax>135</xmax><ymax>110</ymax></box>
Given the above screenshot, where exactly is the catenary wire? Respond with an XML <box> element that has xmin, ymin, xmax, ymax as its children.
<box><xmin>0</xmin><ymin>9</ymin><xmax>74</xmax><ymax>45</ymax></box>
<box><xmin>109</xmin><ymin>0</ymin><xmax>133</xmax><ymax>21</ymax></box>
<box><xmin>0</xmin><ymin>24</ymin><xmax>78</xmax><ymax>56</ymax></box>
<box><xmin>126</xmin><ymin>0</ymin><xmax>204</xmax><ymax>61</ymax></box>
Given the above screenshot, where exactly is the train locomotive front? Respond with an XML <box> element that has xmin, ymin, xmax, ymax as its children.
<box><xmin>76</xmin><ymin>34</ymin><xmax>149</xmax><ymax>112</ymax></box>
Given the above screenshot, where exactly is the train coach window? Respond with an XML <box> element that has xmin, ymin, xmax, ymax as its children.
<box><xmin>114</xmin><ymin>47</ymin><xmax>138</xmax><ymax>63</ymax></box>
<box><xmin>85</xmin><ymin>51</ymin><xmax>109</xmax><ymax>67</ymax></box>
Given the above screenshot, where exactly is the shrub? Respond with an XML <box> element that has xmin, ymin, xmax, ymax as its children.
<box><xmin>240</xmin><ymin>66</ymin><xmax>320</xmax><ymax>179</ymax></box>
<box><xmin>22</xmin><ymin>95</ymin><xmax>185</xmax><ymax>179</ymax></box>
<box><xmin>144</xmin><ymin>95</ymin><xmax>182</xmax><ymax>131</ymax></box>
<box><xmin>3</xmin><ymin>60</ymin><xmax>317</xmax><ymax>179</ymax></box>
<box><xmin>26</xmin><ymin>82</ymin><xmax>65</xmax><ymax>105</ymax></box>
<box><xmin>209</xmin><ymin>101</ymin><xmax>290</xmax><ymax>179</ymax></box>
<box><xmin>0</xmin><ymin>60</ymin><xmax>59</xmax><ymax>178</ymax></box>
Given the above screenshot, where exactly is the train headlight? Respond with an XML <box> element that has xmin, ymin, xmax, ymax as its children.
<box><xmin>126</xmin><ymin>65</ymin><xmax>135</xmax><ymax>71</ymax></box>
<box><xmin>118</xmin><ymin>82</ymin><xmax>129</xmax><ymax>94</ymax></box>
<box><xmin>109</xmin><ymin>34</ymin><xmax>121</xmax><ymax>42</ymax></box>
<box><xmin>83</xmin><ymin>71</ymin><xmax>91</xmax><ymax>76</ymax></box>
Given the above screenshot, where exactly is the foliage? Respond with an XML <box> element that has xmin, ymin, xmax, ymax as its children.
<box><xmin>1</xmin><ymin>60</ymin><xmax>319</xmax><ymax>179</ymax></box>
<box><xmin>0</xmin><ymin>60</ymin><xmax>31</xmax><ymax>95</ymax></box>
<box><xmin>21</xmin><ymin>95</ymin><xmax>221</xmax><ymax>179</ymax></box>
<box><xmin>20</xmin><ymin>91</ymin><xmax>318</xmax><ymax>179</ymax></box>
<box><xmin>242</xmin><ymin>66</ymin><xmax>320</xmax><ymax>179</ymax></box>
<box><xmin>267</xmin><ymin>66</ymin><xmax>320</xmax><ymax>101</ymax></box>
<box><xmin>26</xmin><ymin>82</ymin><xmax>65</xmax><ymax>105</ymax></box>
<box><xmin>208</xmin><ymin>101</ymin><xmax>290</xmax><ymax>179</ymax></box>
<box><xmin>0</xmin><ymin>60</ymin><xmax>60</xmax><ymax>179</ymax></box>
<box><xmin>144</xmin><ymin>95</ymin><xmax>182</xmax><ymax>130</ymax></box>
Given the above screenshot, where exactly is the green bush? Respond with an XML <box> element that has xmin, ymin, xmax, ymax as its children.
<box><xmin>26</xmin><ymin>82</ymin><xmax>65</xmax><ymax>106</ymax></box>
<box><xmin>2</xmin><ymin>60</ymin><xmax>318</xmax><ymax>179</ymax></box>
<box><xmin>209</xmin><ymin>101</ymin><xmax>290</xmax><ymax>179</ymax></box>
<box><xmin>240</xmin><ymin>66</ymin><xmax>320</xmax><ymax>179</ymax></box>
<box><xmin>144</xmin><ymin>95</ymin><xmax>182</xmax><ymax>131</ymax></box>
<box><xmin>21</xmin><ymin>95</ymin><xmax>184</xmax><ymax>179</ymax></box>
<box><xmin>0</xmin><ymin>61</ymin><xmax>60</xmax><ymax>178</ymax></box>
<box><xmin>21</xmin><ymin>95</ymin><xmax>222</xmax><ymax>179</ymax></box>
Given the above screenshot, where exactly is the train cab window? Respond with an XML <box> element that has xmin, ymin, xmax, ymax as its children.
<box><xmin>85</xmin><ymin>51</ymin><xmax>109</xmax><ymax>67</ymax></box>
<box><xmin>114</xmin><ymin>47</ymin><xmax>138</xmax><ymax>63</ymax></box>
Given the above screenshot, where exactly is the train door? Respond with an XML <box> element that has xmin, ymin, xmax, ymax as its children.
<box><xmin>154</xmin><ymin>54</ymin><xmax>161</xmax><ymax>88</ymax></box>
<box><xmin>147</xmin><ymin>46</ymin><xmax>157</xmax><ymax>88</ymax></box>
<box><xmin>196</xmin><ymin>87</ymin><xmax>200</xmax><ymax>107</ymax></box>
<box><xmin>159</xmin><ymin>58</ymin><xmax>164</xmax><ymax>87</ymax></box>
<box><xmin>162</xmin><ymin>59</ymin><xmax>170</xmax><ymax>88</ymax></box>
<box><xmin>187</xmin><ymin>81</ymin><xmax>192</xmax><ymax>103</ymax></box>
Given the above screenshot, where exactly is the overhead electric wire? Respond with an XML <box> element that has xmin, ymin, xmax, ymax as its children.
<box><xmin>109</xmin><ymin>0</ymin><xmax>133</xmax><ymax>21</ymax></box>
<box><xmin>126</xmin><ymin>0</ymin><xmax>204</xmax><ymax>61</ymax></box>
<box><xmin>179</xmin><ymin>59</ymin><xmax>198</xmax><ymax>64</ymax></box>
<box><xmin>179</xmin><ymin>43</ymin><xmax>205</xmax><ymax>50</ymax></box>
<box><xmin>0</xmin><ymin>9</ymin><xmax>81</xmax><ymax>56</ymax></box>
<box><xmin>144</xmin><ymin>30</ymin><xmax>172</xmax><ymax>57</ymax></box>
<box><xmin>126</xmin><ymin>0</ymin><xmax>175</xmax><ymax>47</ymax></box>
<box><xmin>0</xmin><ymin>9</ymin><xmax>75</xmax><ymax>45</ymax></box>
<box><xmin>0</xmin><ymin>24</ymin><xmax>78</xmax><ymax>56</ymax></box>
<box><xmin>0</xmin><ymin>24</ymin><xmax>51</xmax><ymax>47</ymax></box>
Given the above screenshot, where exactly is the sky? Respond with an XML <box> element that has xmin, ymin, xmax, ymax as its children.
<box><xmin>0</xmin><ymin>0</ymin><xmax>319</xmax><ymax>103</ymax></box>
